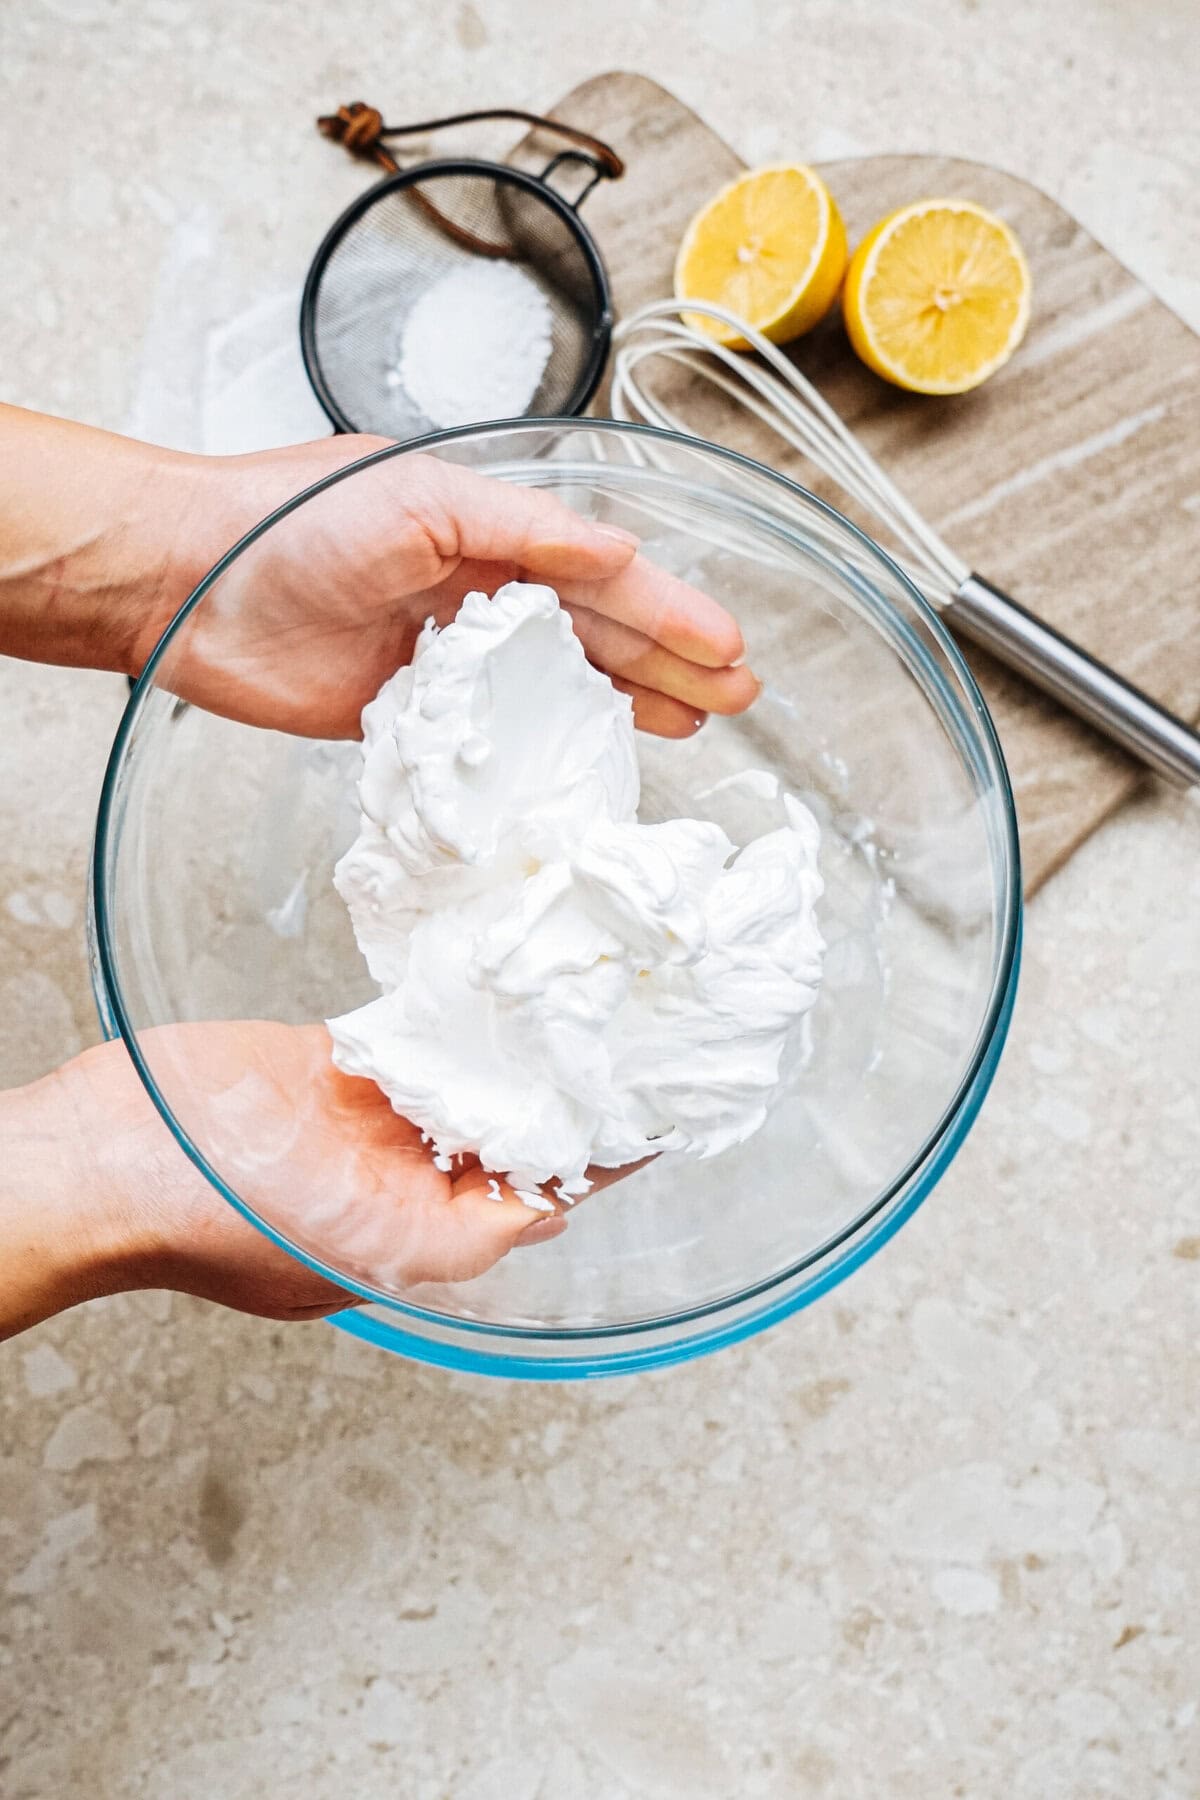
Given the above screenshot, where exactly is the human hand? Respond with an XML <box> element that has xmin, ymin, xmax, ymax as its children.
<box><xmin>142</xmin><ymin>436</ymin><xmax>760</xmax><ymax>740</ymax></box>
<box><xmin>0</xmin><ymin>1023</ymin><xmax>624</xmax><ymax>1338</ymax></box>
<box><xmin>1</xmin><ymin>410</ymin><xmax>756</xmax><ymax>739</ymax></box>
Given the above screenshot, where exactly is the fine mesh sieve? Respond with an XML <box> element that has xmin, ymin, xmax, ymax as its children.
<box><xmin>301</xmin><ymin>104</ymin><xmax>622</xmax><ymax>439</ymax></box>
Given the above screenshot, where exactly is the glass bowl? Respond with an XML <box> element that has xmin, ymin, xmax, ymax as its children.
<box><xmin>90</xmin><ymin>420</ymin><xmax>1021</xmax><ymax>1378</ymax></box>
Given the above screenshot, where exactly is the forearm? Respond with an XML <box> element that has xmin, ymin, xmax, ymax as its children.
<box><xmin>0</xmin><ymin>405</ymin><xmax>217</xmax><ymax>677</ymax></box>
<box><xmin>0</xmin><ymin>1034</ymin><xmax>359</xmax><ymax>1338</ymax></box>
<box><xmin>0</xmin><ymin>1065</ymin><xmax>144</xmax><ymax>1341</ymax></box>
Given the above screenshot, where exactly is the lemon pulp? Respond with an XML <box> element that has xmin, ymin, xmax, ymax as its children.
<box><xmin>674</xmin><ymin>164</ymin><xmax>848</xmax><ymax>350</ymax></box>
<box><xmin>843</xmin><ymin>199</ymin><xmax>1032</xmax><ymax>394</ymax></box>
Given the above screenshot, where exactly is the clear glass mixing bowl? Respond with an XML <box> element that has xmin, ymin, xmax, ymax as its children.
<box><xmin>90</xmin><ymin>420</ymin><xmax>1021</xmax><ymax>1377</ymax></box>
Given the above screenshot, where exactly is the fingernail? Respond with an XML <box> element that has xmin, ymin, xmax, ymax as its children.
<box><xmin>591</xmin><ymin>523</ymin><xmax>640</xmax><ymax>549</ymax></box>
<box><xmin>516</xmin><ymin>1216</ymin><xmax>568</xmax><ymax>1247</ymax></box>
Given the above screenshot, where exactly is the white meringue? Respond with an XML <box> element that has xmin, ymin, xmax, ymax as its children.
<box><xmin>327</xmin><ymin>582</ymin><xmax>824</xmax><ymax>1197</ymax></box>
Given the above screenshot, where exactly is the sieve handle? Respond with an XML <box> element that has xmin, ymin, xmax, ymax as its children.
<box><xmin>947</xmin><ymin>574</ymin><xmax>1200</xmax><ymax>788</ymax></box>
<box><xmin>538</xmin><ymin>149</ymin><xmax>609</xmax><ymax>210</ymax></box>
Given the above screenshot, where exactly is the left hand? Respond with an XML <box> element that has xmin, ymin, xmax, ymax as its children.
<box><xmin>146</xmin><ymin>437</ymin><xmax>760</xmax><ymax>740</ymax></box>
<box><xmin>22</xmin><ymin>1022</ymin><xmax>625</xmax><ymax>1328</ymax></box>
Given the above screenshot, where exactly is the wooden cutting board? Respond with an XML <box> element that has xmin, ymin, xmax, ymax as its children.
<box><xmin>518</xmin><ymin>72</ymin><xmax>1200</xmax><ymax>894</ymax></box>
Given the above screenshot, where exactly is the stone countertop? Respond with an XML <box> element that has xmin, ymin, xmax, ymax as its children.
<box><xmin>1</xmin><ymin>4</ymin><xmax>1197</xmax><ymax>1797</ymax></box>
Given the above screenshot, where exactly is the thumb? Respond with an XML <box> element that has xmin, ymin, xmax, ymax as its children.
<box><xmin>407</xmin><ymin>454</ymin><xmax>641</xmax><ymax>581</ymax></box>
<box><xmin>451</xmin><ymin>1170</ymin><xmax>568</xmax><ymax>1262</ymax></box>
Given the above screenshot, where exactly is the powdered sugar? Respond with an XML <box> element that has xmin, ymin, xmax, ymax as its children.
<box><xmin>388</xmin><ymin>261</ymin><xmax>554</xmax><ymax>430</ymax></box>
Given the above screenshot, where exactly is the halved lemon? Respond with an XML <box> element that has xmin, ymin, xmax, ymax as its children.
<box><xmin>674</xmin><ymin>164</ymin><xmax>848</xmax><ymax>350</ymax></box>
<box><xmin>843</xmin><ymin>198</ymin><xmax>1032</xmax><ymax>394</ymax></box>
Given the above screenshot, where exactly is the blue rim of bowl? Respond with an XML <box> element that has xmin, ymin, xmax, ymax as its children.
<box><xmin>91</xmin><ymin>417</ymin><xmax>1022</xmax><ymax>1375</ymax></box>
<box><xmin>333</xmin><ymin>915</ymin><xmax>1021</xmax><ymax>1378</ymax></box>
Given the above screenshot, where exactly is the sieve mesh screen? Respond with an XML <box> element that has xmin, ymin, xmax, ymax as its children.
<box><xmin>303</xmin><ymin>165</ymin><xmax>609</xmax><ymax>438</ymax></box>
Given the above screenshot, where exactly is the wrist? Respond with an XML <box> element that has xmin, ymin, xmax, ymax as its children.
<box><xmin>0</xmin><ymin>406</ymin><xmax>211</xmax><ymax>679</ymax></box>
<box><xmin>121</xmin><ymin>449</ymin><xmax>222</xmax><ymax>676</ymax></box>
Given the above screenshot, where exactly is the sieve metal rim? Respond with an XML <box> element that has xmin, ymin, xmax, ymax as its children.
<box><xmin>299</xmin><ymin>156</ymin><xmax>614</xmax><ymax>436</ymax></box>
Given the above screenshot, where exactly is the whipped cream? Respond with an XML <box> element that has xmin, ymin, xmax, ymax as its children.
<box><xmin>327</xmin><ymin>582</ymin><xmax>824</xmax><ymax>1198</ymax></box>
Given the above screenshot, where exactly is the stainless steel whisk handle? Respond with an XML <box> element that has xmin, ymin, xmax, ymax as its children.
<box><xmin>946</xmin><ymin>574</ymin><xmax>1200</xmax><ymax>789</ymax></box>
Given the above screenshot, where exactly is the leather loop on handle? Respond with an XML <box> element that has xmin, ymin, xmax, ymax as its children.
<box><xmin>317</xmin><ymin>101</ymin><xmax>624</xmax><ymax>180</ymax></box>
<box><xmin>317</xmin><ymin>103</ymin><xmax>401</xmax><ymax>174</ymax></box>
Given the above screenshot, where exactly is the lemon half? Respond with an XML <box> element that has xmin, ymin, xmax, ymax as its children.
<box><xmin>843</xmin><ymin>198</ymin><xmax>1032</xmax><ymax>394</ymax></box>
<box><xmin>674</xmin><ymin>164</ymin><xmax>848</xmax><ymax>350</ymax></box>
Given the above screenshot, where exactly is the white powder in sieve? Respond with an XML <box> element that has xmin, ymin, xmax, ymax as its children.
<box><xmin>388</xmin><ymin>261</ymin><xmax>554</xmax><ymax>429</ymax></box>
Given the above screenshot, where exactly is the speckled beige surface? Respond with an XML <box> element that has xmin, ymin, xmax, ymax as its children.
<box><xmin>1</xmin><ymin>4</ymin><xmax>1199</xmax><ymax>1797</ymax></box>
